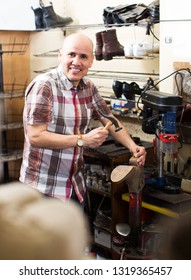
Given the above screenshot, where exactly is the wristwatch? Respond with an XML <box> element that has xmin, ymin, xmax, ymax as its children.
<box><xmin>77</xmin><ymin>134</ymin><xmax>83</xmax><ymax>147</ymax></box>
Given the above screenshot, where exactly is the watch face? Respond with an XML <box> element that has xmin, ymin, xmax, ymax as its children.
<box><xmin>77</xmin><ymin>139</ymin><xmax>83</xmax><ymax>147</ymax></box>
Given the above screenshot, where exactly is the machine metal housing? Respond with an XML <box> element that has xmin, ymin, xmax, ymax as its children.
<box><xmin>141</xmin><ymin>90</ymin><xmax>183</xmax><ymax>112</ymax></box>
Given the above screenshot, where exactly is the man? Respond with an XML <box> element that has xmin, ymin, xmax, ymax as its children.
<box><xmin>20</xmin><ymin>33</ymin><xmax>146</xmax><ymax>204</ymax></box>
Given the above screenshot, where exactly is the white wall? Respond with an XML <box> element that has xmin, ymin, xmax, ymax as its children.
<box><xmin>160</xmin><ymin>0</ymin><xmax>191</xmax><ymax>93</ymax></box>
<box><xmin>0</xmin><ymin>0</ymin><xmax>36</xmax><ymax>30</ymax></box>
<box><xmin>0</xmin><ymin>0</ymin><xmax>69</xmax><ymax>30</ymax></box>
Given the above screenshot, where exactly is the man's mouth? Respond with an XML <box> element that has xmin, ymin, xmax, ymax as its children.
<box><xmin>70</xmin><ymin>67</ymin><xmax>81</xmax><ymax>73</ymax></box>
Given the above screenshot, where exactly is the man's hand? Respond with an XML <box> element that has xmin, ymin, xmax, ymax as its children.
<box><xmin>131</xmin><ymin>146</ymin><xmax>147</xmax><ymax>166</ymax></box>
<box><xmin>83</xmin><ymin>127</ymin><xmax>109</xmax><ymax>148</ymax></box>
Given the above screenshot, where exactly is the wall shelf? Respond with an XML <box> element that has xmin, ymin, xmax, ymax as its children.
<box><xmin>0</xmin><ymin>40</ymin><xmax>28</xmax><ymax>182</ymax></box>
<box><xmin>0</xmin><ymin>122</ymin><xmax>23</xmax><ymax>131</ymax></box>
<box><xmin>33</xmin><ymin>67</ymin><xmax>159</xmax><ymax>83</ymax></box>
<box><xmin>0</xmin><ymin>150</ymin><xmax>23</xmax><ymax>163</ymax></box>
<box><xmin>33</xmin><ymin>49</ymin><xmax>159</xmax><ymax>60</ymax></box>
<box><xmin>88</xmin><ymin>69</ymin><xmax>159</xmax><ymax>82</ymax></box>
<box><xmin>0</xmin><ymin>92</ymin><xmax>25</xmax><ymax>99</ymax></box>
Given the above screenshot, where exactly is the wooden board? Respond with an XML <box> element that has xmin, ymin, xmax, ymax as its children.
<box><xmin>0</xmin><ymin>31</ymin><xmax>30</xmax><ymax>179</ymax></box>
<box><xmin>173</xmin><ymin>61</ymin><xmax>191</xmax><ymax>70</ymax></box>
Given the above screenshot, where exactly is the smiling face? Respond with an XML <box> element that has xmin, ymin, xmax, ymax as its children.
<box><xmin>58</xmin><ymin>34</ymin><xmax>94</xmax><ymax>86</ymax></box>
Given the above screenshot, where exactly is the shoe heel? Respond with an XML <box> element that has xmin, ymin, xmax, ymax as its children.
<box><xmin>103</xmin><ymin>54</ymin><xmax>113</xmax><ymax>60</ymax></box>
<box><xmin>95</xmin><ymin>54</ymin><xmax>103</xmax><ymax>61</ymax></box>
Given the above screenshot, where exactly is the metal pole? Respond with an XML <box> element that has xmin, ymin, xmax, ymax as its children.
<box><xmin>0</xmin><ymin>44</ymin><xmax>9</xmax><ymax>182</ymax></box>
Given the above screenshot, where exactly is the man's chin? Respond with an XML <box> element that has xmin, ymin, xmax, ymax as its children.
<box><xmin>68</xmin><ymin>77</ymin><xmax>81</xmax><ymax>86</ymax></box>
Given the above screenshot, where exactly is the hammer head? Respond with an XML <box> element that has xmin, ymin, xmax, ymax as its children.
<box><xmin>99</xmin><ymin>110</ymin><xmax>122</xmax><ymax>132</ymax></box>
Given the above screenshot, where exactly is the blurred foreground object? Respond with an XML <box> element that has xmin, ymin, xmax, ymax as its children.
<box><xmin>0</xmin><ymin>182</ymin><xmax>90</xmax><ymax>260</ymax></box>
<box><xmin>165</xmin><ymin>211</ymin><xmax>191</xmax><ymax>260</ymax></box>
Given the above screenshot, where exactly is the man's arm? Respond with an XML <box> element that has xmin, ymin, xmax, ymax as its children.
<box><xmin>28</xmin><ymin>124</ymin><xmax>109</xmax><ymax>149</ymax></box>
<box><xmin>99</xmin><ymin>116</ymin><xmax>147</xmax><ymax>166</ymax></box>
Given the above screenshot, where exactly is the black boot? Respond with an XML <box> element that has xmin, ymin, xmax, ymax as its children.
<box><xmin>123</xmin><ymin>82</ymin><xmax>141</xmax><ymax>100</ymax></box>
<box><xmin>40</xmin><ymin>0</ymin><xmax>73</xmax><ymax>29</ymax></box>
<box><xmin>112</xmin><ymin>80</ymin><xmax>123</xmax><ymax>98</ymax></box>
<box><xmin>31</xmin><ymin>6</ymin><xmax>44</xmax><ymax>30</ymax></box>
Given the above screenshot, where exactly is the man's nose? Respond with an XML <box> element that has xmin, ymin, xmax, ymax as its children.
<box><xmin>73</xmin><ymin>55</ymin><xmax>81</xmax><ymax>64</ymax></box>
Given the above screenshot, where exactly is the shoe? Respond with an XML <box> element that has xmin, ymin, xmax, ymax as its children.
<box><xmin>101</xmin><ymin>29</ymin><xmax>124</xmax><ymax>60</ymax></box>
<box><xmin>39</xmin><ymin>0</ymin><xmax>73</xmax><ymax>29</ymax></box>
<box><xmin>95</xmin><ymin>31</ymin><xmax>103</xmax><ymax>60</ymax></box>
<box><xmin>112</xmin><ymin>80</ymin><xmax>123</xmax><ymax>98</ymax></box>
<box><xmin>123</xmin><ymin>82</ymin><xmax>141</xmax><ymax>100</ymax></box>
<box><xmin>31</xmin><ymin>6</ymin><xmax>44</xmax><ymax>29</ymax></box>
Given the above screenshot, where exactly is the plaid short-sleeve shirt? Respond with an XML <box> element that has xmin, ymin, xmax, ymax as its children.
<box><xmin>20</xmin><ymin>65</ymin><xmax>110</xmax><ymax>203</ymax></box>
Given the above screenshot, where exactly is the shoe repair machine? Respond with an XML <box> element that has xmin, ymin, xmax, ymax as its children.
<box><xmin>111</xmin><ymin>90</ymin><xmax>183</xmax><ymax>259</ymax></box>
<box><xmin>141</xmin><ymin>90</ymin><xmax>183</xmax><ymax>190</ymax></box>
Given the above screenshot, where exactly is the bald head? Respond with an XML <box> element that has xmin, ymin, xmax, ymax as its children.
<box><xmin>62</xmin><ymin>33</ymin><xmax>94</xmax><ymax>55</ymax></box>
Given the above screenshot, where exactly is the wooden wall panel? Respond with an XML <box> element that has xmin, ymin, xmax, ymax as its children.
<box><xmin>0</xmin><ymin>31</ymin><xmax>30</xmax><ymax>181</ymax></box>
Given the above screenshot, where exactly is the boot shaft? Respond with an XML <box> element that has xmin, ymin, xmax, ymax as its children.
<box><xmin>95</xmin><ymin>31</ymin><xmax>103</xmax><ymax>61</ymax></box>
<box><xmin>41</xmin><ymin>5</ymin><xmax>58</xmax><ymax>28</ymax></box>
<box><xmin>40</xmin><ymin>0</ymin><xmax>73</xmax><ymax>29</ymax></box>
<box><xmin>31</xmin><ymin>7</ymin><xmax>44</xmax><ymax>29</ymax></box>
<box><xmin>101</xmin><ymin>29</ymin><xmax>124</xmax><ymax>60</ymax></box>
<box><xmin>102</xmin><ymin>29</ymin><xmax>122</xmax><ymax>45</ymax></box>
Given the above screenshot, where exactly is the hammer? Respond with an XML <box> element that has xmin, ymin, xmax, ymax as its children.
<box><xmin>99</xmin><ymin>110</ymin><xmax>122</xmax><ymax>132</ymax></box>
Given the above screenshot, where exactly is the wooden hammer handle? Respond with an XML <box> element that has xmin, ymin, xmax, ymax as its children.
<box><xmin>104</xmin><ymin>121</ymin><xmax>112</xmax><ymax>130</ymax></box>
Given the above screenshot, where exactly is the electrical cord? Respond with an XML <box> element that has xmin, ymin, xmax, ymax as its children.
<box><xmin>146</xmin><ymin>22</ymin><xmax>159</xmax><ymax>41</ymax></box>
<box><xmin>136</xmin><ymin>68</ymin><xmax>191</xmax><ymax>147</ymax></box>
<box><xmin>154</xmin><ymin>67</ymin><xmax>191</xmax><ymax>90</ymax></box>
<box><xmin>137</xmin><ymin>67</ymin><xmax>191</xmax><ymax>113</ymax></box>
<box><xmin>174</xmin><ymin>71</ymin><xmax>184</xmax><ymax>95</ymax></box>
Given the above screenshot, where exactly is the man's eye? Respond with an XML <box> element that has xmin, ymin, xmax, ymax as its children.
<box><xmin>80</xmin><ymin>54</ymin><xmax>88</xmax><ymax>59</ymax></box>
<box><xmin>68</xmin><ymin>52</ymin><xmax>75</xmax><ymax>57</ymax></box>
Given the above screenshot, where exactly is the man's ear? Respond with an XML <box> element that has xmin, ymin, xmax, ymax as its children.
<box><xmin>89</xmin><ymin>54</ymin><xmax>94</xmax><ymax>68</ymax></box>
<box><xmin>58</xmin><ymin>49</ymin><xmax>62</xmax><ymax>62</ymax></box>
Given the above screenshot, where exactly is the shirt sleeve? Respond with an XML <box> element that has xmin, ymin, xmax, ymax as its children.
<box><xmin>25</xmin><ymin>80</ymin><xmax>53</xmax><ymax>125</ymax></box>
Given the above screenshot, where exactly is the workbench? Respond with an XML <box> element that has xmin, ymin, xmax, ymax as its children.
<box><xmin>84</xmin><ymin>136</ymin><xmax>191</xmax><ymax>259</ymax></box>
<box><xmin>83</xmin><ymin>136</ymin><xmax>154</xmax><ymax>259</ymax></box>
<box><xmin>122</xmin><ymin>188</ymin><xmax>191</xmax><ymax>219</ymax></box>
<box><xmin>120</xmin><ymin>186</ymin><xmax>191</xmax><ymax>259</ymax></box>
